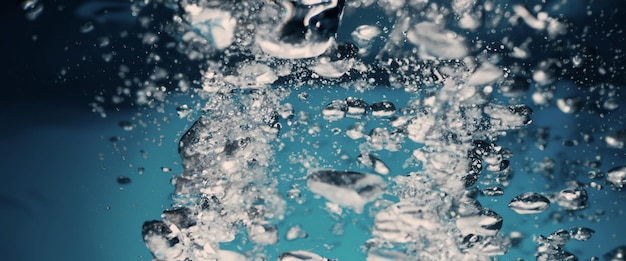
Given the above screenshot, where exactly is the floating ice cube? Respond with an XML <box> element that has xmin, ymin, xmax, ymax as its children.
<box><xmin>307</xmin><ymin>170</ymin><xmax>387</xmax><ymax>214</ymax></box>
<box><xmin>508</xmin><ymin>192</ymin><xmax>551</xmax><ymax>214</ymax></box>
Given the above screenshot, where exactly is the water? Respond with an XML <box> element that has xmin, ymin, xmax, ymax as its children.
<box><xmin>3</xmin><ymin>0</ymin><xmax>626</xmax><ymax>260</ymax></box>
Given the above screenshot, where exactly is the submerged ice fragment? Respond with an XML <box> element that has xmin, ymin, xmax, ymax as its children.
<box><xmin>307</xmin><ymin>170</ymin><xmax>386</xmax><ymax>214</ymax></box>
<box><xmin>508</xmin><ymin>192</ymin><xmax>551</xmax><ymax>214</ymax></box>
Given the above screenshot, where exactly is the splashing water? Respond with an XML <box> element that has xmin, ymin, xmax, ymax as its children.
<box><xmin>64</xmin><ymin>0</ymin><xmax>626</xmax><ymax>260</ymax></box>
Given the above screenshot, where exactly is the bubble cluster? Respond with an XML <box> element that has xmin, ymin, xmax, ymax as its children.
<box><xmin>81</xmin><ymin>0</ymin><xmax>626</xmax><ymax>260</ymax></box>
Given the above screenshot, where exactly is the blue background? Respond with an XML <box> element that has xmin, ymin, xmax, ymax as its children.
<box><xmin>1</xmin><ymin>0</ymin><xmax>625</xmax><ymax>260</ymax></box>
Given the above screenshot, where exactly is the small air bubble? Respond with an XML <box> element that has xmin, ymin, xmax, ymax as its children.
<box><xmin>80</xmin><ymin>22</ymin><xmax>95</xmax><ymax>33</ymax></box>
<box><xmin>117</xmin><ymin>176</ymin><xmax>131</xmax><ymax>185</ymax></box>
<box><xmin>118</xmin><ymin>121</ymin><xmax>133</xmax><ymax>131</ymax></box>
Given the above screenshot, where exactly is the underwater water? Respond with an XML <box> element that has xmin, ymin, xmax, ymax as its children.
<box><xmin>2</xmin><ymin>0</ymin><xmax>626</xmax><ymax>260</ymax></box>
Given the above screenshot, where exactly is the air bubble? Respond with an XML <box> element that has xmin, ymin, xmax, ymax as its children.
<box><xmin>508</xmin><ymin>192</ymin><xmax>551</xmax><ymax>214</ymax></box>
